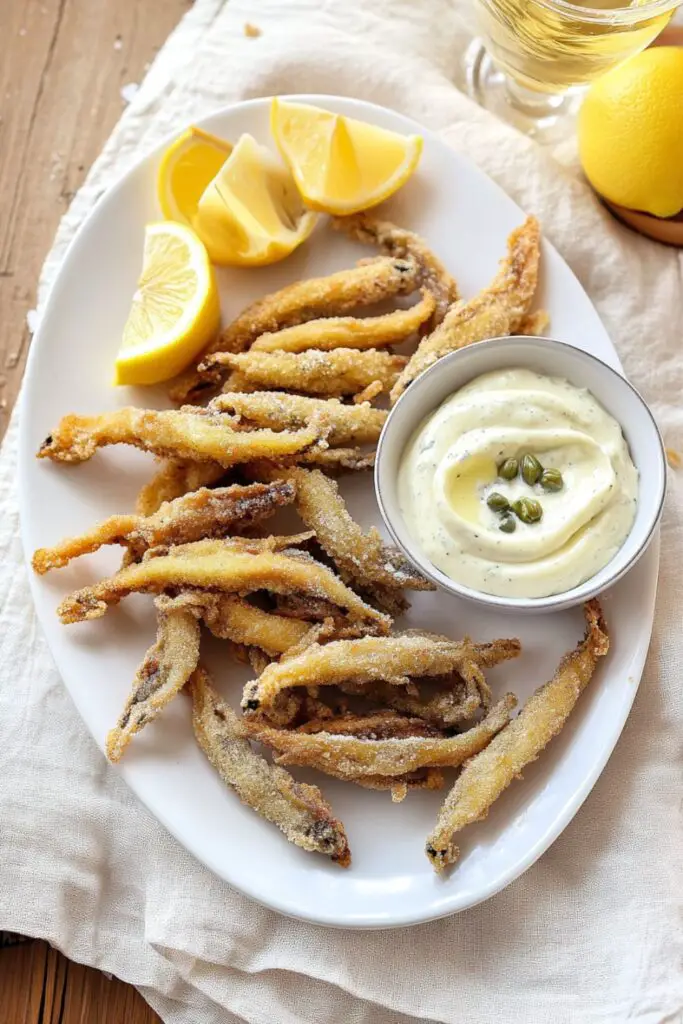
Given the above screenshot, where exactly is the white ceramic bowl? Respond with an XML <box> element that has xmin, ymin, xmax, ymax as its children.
<box><xmin>375</xmin><ymin>336</ymin><xmax>666</xmax><ymax>613</ymax></box>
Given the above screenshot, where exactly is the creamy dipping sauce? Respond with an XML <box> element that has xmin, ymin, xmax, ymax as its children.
<box><xmin>398</xmin><ymin>368</ymin><xmax>639</xmax><ymax>599</ymax></box>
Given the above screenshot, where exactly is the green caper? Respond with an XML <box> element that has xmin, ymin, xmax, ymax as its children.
<box><xmin>486</xmin><ymin>491</ymin><xmax>510</xmax><ymax>513</ymax></box>
<box><xmin>499</xmin><ymin>512</ymin><xmax>517</xmax><ymax>533</ymax></box>
<box><xmin>540</xmin><ymin>468</ymin><xmax>564</xmax><ymax>492</ymax></box>
<box><xmin>498</xmin><ymin>458</ymin><xmax>519</xmax><ymax>481</ymax></box>
<box><xmin>520</xmin><ymin>453</ymin><xmax>543</xmax><ymax>486</ymax></box>
<box><xmin>513</xmin><ymin>497</ymin><xmax>543</xmax><ymax>523</ymax></box>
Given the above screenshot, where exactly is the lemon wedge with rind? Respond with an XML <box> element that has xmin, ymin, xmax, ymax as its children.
<box><xmin>270</xmin><ymin>99</ymin><xmax>423</xmax><ymax>215</ymax></box>
<box><xmin>115</xmin><ymin>221</ymin><xmax>220</xmax><ymax>386</ymax></box>
<box><xmin>158</xmin><ymin>126</ymin><xmax>233</xmax><ymax>225</ymax></box>
<box><xmin>193</xmin><ymin>133</ymin><xmax>318</xmax><ymax>266</ymax></box>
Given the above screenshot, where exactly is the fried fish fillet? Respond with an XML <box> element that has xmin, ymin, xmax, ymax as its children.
<box><xmin>32</xmin><ymin>481</ymin><xmax>296</xmax><ymax>573</ymax></box>
<box><xmin>425</xmin><ymin>600</ymin><xmax>609</xmax><ymax>872</ymax></box>
<box><xmin>249</xmin><ymin>695</ymin><xmax>516</xmax><ymax>778</ymax></box>
<box><xmin>515</xmin><ymin>309</ymin><xmax>550</xmax><ymax>337</ymax></box>
<box><xmin>189</xmin><ymin>668</ymin><xmax>351</xmax><ymax>865</ymax></box>
<box><xmin>203</xmin><ymin>349</ymin><xmax>407</xmax><ymax>398</ymax></box>
<box><xmin>241</xmin><ymin>634</ymin><xmax>498</xmax><ymax>715</ymax></box>
<box><xmin>212</xmin><ymin>392</ymin><xmax>387</xmax><ymax>447</ymax></box>
<box><xmin>283</xmin><ymin>468</ymin><xmax>435</xmax><ymax>607</ymax></box>
<box><xmin>390</xmin><ymin>215</ymin><xmax>541</xmax><ymax>403</ymax></box>
<box><xmin>135</xmin><ymin>459</ymin><xmax>227</xmax><ymax>516</ymax></box>
<box><xmin>332</xmin><ymin>212</ymin><xmax>458</xmax><ymax>325</ymax></box>
<box><xmin>38</xmin><ymin>408</ymin><xmax>326</xmax><ymax>467</ymax></box>
<box><xmin>57</xmin><ymin>542</ymin><xmax>392</xmax><ymax>631</ymax></box>
<box><xmin>170</xmin><ymin>256</ymin><xmax>420</xmax><ymax>402</ymax></box>
<box><xmin>106</xmin><ymin>603</ymin><xmax>201</xmax><ymax>762</ymax></box>
<box><xmin>250</xmin><ymin>289</ymin><xmax>436</xmax><ymax>353</ymax></box>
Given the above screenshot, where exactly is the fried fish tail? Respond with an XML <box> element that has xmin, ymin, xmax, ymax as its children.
<box><xmin>390</xmin><ymin>215</ymin><xmax>541</xmax><ymax>403</ymax></box>
<box><xmin>425</xmin><ymin>600</ymin><xmax>609</xmax><ymax>873</ymax></box>
<box><xmin>189</xmin><ymin>668</ymin><xmax>351</xmax><ymax>865</ymax></box>
<box><xmin>106</xmin><ymin>604</ymin><xmax>201</xmax><ymax>763</ymax></box>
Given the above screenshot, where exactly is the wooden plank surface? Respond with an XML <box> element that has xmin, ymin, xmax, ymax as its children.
<box><xmin>0</xmin><ymin>3</ymin><xmax>186</xmax><ymax>1017</ymax></box>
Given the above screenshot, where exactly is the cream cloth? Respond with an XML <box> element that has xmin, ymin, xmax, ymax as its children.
<box><xmin>1</xmin><ymin>2</ymin><xmax>681</xmax><ymax>1021</ymax></box>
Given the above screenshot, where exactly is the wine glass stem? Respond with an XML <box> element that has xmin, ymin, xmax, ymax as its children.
<box><xmin>503</xmin><ymin>76</ymin><xmax>568</xmax><ymax>116</ymax></box>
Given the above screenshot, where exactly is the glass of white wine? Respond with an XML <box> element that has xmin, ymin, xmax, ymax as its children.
<box><xmin>462</xmin><ymin>0</ymin><xmax>680</xmax><ymax>138</ymax></box>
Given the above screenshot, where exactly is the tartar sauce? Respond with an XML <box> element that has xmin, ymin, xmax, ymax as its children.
<box><xmin>398</xmin><ymin>368</ymin><xmax>639</xmax><ymax>598</ymax></box>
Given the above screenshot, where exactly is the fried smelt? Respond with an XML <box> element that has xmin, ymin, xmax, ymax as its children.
<box><xmin>135</xmin><ymin>459</ymin><xmax>227</xmax><ymax>516</ymax></box>
<box><xmin>297</xmin><ymin>447</ymin><xmax>375</xmax><ymax>474</ymax></box>
<box><xmin>32</xmin><ymin>481</ymin><xmax>296</xmax><ymax>573</ymax></box>
<box><xmin>425</xmin><ymin>600</ymin><xmax>609</xmax><ymax>872</ymax></box>
<box><xmin>57</xmin><ymin>542</ymin><xmax>391</xmax><ymax>630</ymax></box>
<box><xmin>106</xmin><ymin>604</ymin><xmax>201</xmax><ymax>763</ymax></box>
<box><xmin>189</xmin><ymin>668</ymin><xmax>351</xmax><ymax>865</ymax></box>
<box><xmin>212</xmin><ymin>392</ymin><xmax>387</xmax><ymax>447</ymax></box>
<box><xmin>250</xmin><ymin>695</ymin><xmax>516</xmax><ymax>778</ymax></box>
<box><xmin>333</xmin><ymin>212</ymin><xmax>458</xmax><ymax>324</ymax></box>
<box><xmin>200</xmin><ymin>595</ymin><xmax>310</xmax><ymax>657</ymax></box>
<box><xmin>286</xmin><ymin>468</ymin><xmax>435</xmax><ymax>601</ymax></box>
<box><xmin>390</xmin><ymin>215</ymin><xmax>541</xmax><ymax>403</ymax></box>
<box><xmin>203</xmin><ymin>349</ymin><xmax>407</xmax><ymax>398</ymax></box>
<box><xmin>241</xmin><ymin>634</ymin><xmax>495</xmax><ymax>715</ymax></box>
<box><xmin>170</xmin><ymin>256</ymin><xmax>420</xmax><ymax>402</ymax></box>
<box><xmin>251</xmin><ymin>290</ymin><xmax>436</xmax><ymax>353</ymax></box>
<box><xmin>38</xmin><ymin>408</ymin><xmax>325</xmax><ymax>467</ymax></box>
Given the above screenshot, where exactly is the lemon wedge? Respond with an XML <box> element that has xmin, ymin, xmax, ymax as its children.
<box><xmin>158</xmin><ymin>126</ymin><xmax>233</xmax><ymax>225</ymax></box>
<box><xmin>115</xmin><ymin>221</ymin><xmax>220</xmax><ymax>386</ymax></box>
<box><xmin>270</xmin><ymin>99</ymin><xmax>423</xmax><ymax>215</ymax></box>
<box><xmin>193</xmin><ymin>133</ymin><xmax>318</xmax><ymax>266</ymax></box>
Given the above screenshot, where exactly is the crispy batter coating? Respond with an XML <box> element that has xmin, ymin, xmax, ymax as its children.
<box><xmin>38</xmin><ymin>408</ymin><xmax>326</xmax><ymax>467</ymax></box>
<box><xmin>212</xmin><ymin>391</ymin><xmax>387</xmax><ymax>447</ymax></box>
<box><xmin>170</xmin><ymin>256</ymin><xmax>420</xmax><ymax>402</ymax></box>
<box><xmin>204</xmin><ymin>349</ymin><xmax>407</xmax><ymax>398</ymax></box>
<box><xmin>332</xmin><ymin>213</ymin><xmax>458</xmax><ymax>325</ymax></box>
<box><xmin>32</xmin><ymin>481</ymin><xmax>296</xmax><ymax>573</ymax></box>
<box><xmin>425</xmin><ymin>600</ymin><xmax>609</xmax><ymax>872</ymax></box>
<box><xmin>390</xmin><ymin>215</ymin><xmax>541</xmax><ymax>403</ymax></box>
<box><xmin>189</xmin><ymin>668</ymin><xmax>351</xmax><ymax>865</ymax></box>
<box><xmin>284</xmin><ymin>469</ymin><xmax>435</xmax><ymax>606</ymax></box>
<box><xmin>516</xmin><ymin>309</ymin><xmax>550</xmax><ymax>337</ymax></box>
<box><xmin>135</xmin><ymin>459</ymin><xmax>227</xmax><ymax>516</ymax></box>
<box><xmin>106</xmin><ymin>603</ymin><xmax>201</xmax><ymax>762</ymax></box>
<box><xmin>241</xmin><ymin>634</ymin><xmax>497</xmax><ymax>715</ymax></box>
<box><xmin>250</xmin><ymin>695</ymin><xmax>516</xmax><ymax>778</ymax></box>
<box><xmin>191</xmin><ymin>593</ymin><xmax>311</xmax><ymax>657</ymax></box>
<box><xmin>298</xmin><ymin>710</ymin><xmax>444</xmax><ymax>739</ymax></box>
<box><xmin>57</xmin><ymin>542</ymin><xmax>392</xmax><ymax>630</ymax></box>
<box><xmin>250</xmin><ymin>290</ymin><xmax>436</xmax><ymax>353</ymax></box>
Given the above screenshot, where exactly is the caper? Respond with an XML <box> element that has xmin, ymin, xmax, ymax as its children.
<box><xmin>540</xmin><ymin>468</ymin><xmax>564</xmax><ymax>492</ymax></box>
<box><xmin>513</xmin><ymin>497</ymin><xmax>543</xmax><ymax>524</ymax></box>
<box><xmin>520</xmin><ymin>453</ymin><xmax>543</xmax><ymax>486</ymax></box>
<box><xmin>499</xmin><ymin>512</ymin><xmax>517</xmax><ymax>533</ymax></box>
<box><xmin>486</xmin><ymin>491</ymin><xmax>510</xmax><ymax>513</ymax></box>
<box><xmin>498</xmin><ymin>458</ymin><xmax>519</xmax><ymax>481</ymax></box>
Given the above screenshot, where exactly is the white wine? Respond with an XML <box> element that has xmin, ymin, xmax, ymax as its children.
<box><xmin>474</xmin><ymin>0</ymin><xmax>674</xmax><ymax>93</ymax></box>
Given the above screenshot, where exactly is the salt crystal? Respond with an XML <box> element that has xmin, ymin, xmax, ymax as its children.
<box><xmin>120</xmin><ymin>82</ymin><xmax>139</xmax><ymax>105</ymax></box>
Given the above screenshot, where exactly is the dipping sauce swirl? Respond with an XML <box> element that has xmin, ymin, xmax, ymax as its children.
<box><xmin>398</xmin><ymin>368</ymin><xmax>639</xmax><ymax>599</ymax></box>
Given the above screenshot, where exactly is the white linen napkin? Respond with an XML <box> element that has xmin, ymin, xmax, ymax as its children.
<box><xmin>1</xmin><ymin>2</ymin><xmax>681</xmax><ymax>1022</ymax></box>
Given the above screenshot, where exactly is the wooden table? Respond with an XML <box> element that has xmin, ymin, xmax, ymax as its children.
<box><xmin>0</xmin><ymin>1</ymin><xmax>187</xmax><ymax>1018</ymax></box>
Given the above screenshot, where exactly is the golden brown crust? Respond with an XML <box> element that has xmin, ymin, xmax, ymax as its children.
<box><xmin>38</xmin><ymin>407</ymin><xmax>326</xmax><ymax>467</ymax></box>
<box><xmin>106</xmin><ymin>604</ymin><xmax>201</xmax><ymax>762</ymax></box>
<box><xmin>135</xmin><ymin>460</ymin><xmax>227</xmax><ymax>516</ymax></box>
<box><xmin>390</xmin><ymin>215</ymin><xmax>541</xmax><ymax>403</ymax></box>
<box><xmin>425</xmin><ymin>600</ymin><xmax>609</xmax><ymax>872</ymax></box>
<box><xmin>189</xmin><ymin>668</ymin><xmax>351</xmax><ymax>865</ymax></box>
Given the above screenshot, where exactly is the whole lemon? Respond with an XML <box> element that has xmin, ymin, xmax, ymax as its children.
<box><xmin>578</xmin><ymin>47</ymin><xmax>683</xmax><ymax>219</ymax></box>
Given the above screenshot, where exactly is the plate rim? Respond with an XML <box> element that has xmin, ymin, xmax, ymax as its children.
<box><xmin>17</xmin><ymin>94</ymin><xmax>658</xmax><ymax>928</ymax></box>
